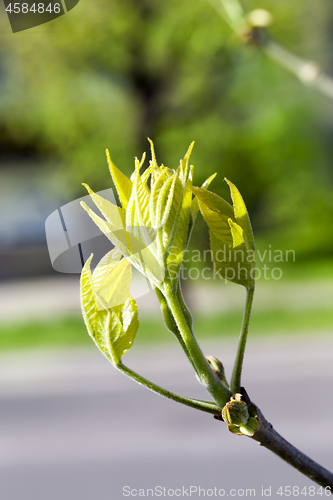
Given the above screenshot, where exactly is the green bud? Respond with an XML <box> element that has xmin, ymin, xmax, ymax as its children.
<box><xmin>205</xmin><ymin>355</ymin><xmax>229</xmax><ymax>387</ymax></box>
<box><xmin>222</xmin><ymin>395</ymin><xmax>260</xmax><ymax>436</ymax></box>
<box><xmin>222</xmin><ymin>399</ymin><xmax>249</xmax><ymax>426</ymax></box>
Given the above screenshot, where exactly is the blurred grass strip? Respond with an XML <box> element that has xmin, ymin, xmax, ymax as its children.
<box><xmin>0</xmin><ymin>307</ymin><xmax>332</xmax><ymax>350</ymax></box>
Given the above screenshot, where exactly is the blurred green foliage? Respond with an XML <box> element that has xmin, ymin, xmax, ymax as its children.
<box><xmin>0</xmin><ymin>0</ymin><xmax>333</xmax><ymax>258</ymax></box>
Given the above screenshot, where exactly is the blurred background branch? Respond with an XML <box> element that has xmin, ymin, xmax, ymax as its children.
<box><xmin>264</xmin><ymin>40</ymin><xmax>333</xmax><ymax>100</ymax></box>
<box><xmin>211</xmin><ymin>0</ymin><xmax>333</xmax><ymax>100</ymax></box>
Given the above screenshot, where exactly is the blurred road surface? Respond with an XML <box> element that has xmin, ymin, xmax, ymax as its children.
<box><xmin>0</xmin><ymin>336</ymin><xmax>332</xmax><ymax>500</ymax></box>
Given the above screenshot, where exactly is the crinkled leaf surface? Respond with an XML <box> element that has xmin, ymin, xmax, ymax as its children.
<box><xmin>81</xmin><ymin>198</ymin><xmax>164</xmax><ymax>286</ymax></box>
<box><xmin>82</xmin><ymin>141</ymin><xmax>196</xmax><ymax>291</ymax></box>
<box><xmin>96</xmin><ymin>258</ymin><xmax>132</xmax><ymax>310</ymax></box>
<box><xmin>163</xmin><ymin>175</ymin><xmax>185</xmax><ymax>254</ymax></box>
<box><xmin>92</xmin><ymin>247</ymin><xmax>123</xmax><ymax>290</ymax></box>
<box><xmin>166</xmin><ymin>178</ymin><xmax>192</xmax><ymax>284</ymax></box>
<box><xmin>150</xmin><ymin>168</ymin><xmax>168</xmax><ymax>228</ymax></box>
<box><xmin>157</xmin><ymin>174</ymin><xmax>177</xmax><ymax>228</ymax></box>
<box><xmin>162</xmin><ymin>144</ymin><xmax>194</xmax><ymax>257</ymax></box>
<box><xmin>81</xmin><ymin>254</ymin><xmax>138</xmax><ymax>366</ymax></box>
<box><xmin>132</xmin><ymin>170</ymin><xmax>151</xmax><ymax>228</ymax></box>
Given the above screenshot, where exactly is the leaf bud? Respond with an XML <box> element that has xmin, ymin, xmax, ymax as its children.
<box><xmin>205</xmin><ymin>355</ymin><xmax>229</xmax><ymax>387</ymax></box>
<box><xmin>222</xmin><ymin>399</ymin><xmax>249</xmax><ymax>426</ymax></box>
<box><xmin>222</xmin><ymin>395</ymin><xmax>260</xmax><ymax>436</ymax></box>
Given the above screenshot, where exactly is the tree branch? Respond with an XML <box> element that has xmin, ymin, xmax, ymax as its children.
<box><xmin>230</xmin><ymin>389</ymin><xmax>333</xmax><ymax>490</ymax></box>
<box><xmin>263</xmin><ymin>40</ymin><xmax>333</xmax><ymax>101</ymax></box>
<box><xmin>250</xmin><ymin>404</ymin><xmax>333</xmax><ymax>490</ymax></box>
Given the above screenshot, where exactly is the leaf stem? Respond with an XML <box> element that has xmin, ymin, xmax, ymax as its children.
<box><xmin>230</xmin><ymin>287</ymin><xmax>254</xmax><ymax>394</ymax></box>
<box><xmin>155</xmin><ymin>286</ymin><xmax>190</xmax><ymax>357</ymax></box>
<box><xmin>163</xmin><ymin>282</ymin><xmax>232</xmax><ymax>408</ymax></box>
<box><xmin>118</xmin><ymin>362</ymin><xmax>221</xmax><ymax>415</ymax></box>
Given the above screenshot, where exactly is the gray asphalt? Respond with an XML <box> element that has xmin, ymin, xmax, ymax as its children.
<box><xmin>0</xmin><ymin>336</ymin><xmax>332</xmax><ymax>500</ymax></box>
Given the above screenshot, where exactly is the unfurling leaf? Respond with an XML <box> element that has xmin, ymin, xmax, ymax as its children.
<box><xmin>80</xmin><ymin>252</ymin><xmax>139</xmax><ymax>366</ymax></box>
<box><xmin>82</xmin><ymin>140</ymin><xmax>198</xmax><ymax>289</ymax></box>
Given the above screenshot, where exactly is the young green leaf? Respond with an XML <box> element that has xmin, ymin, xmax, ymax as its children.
<box><xmin>179</xmin><ymin>141</ymin><xmax>194</xmax><ymax>183</ymax></box>
<box><xmin>92</xmin><ymin>247</ymin><xmax>123</xmax><ymax>291</ymax></box>
<box><xmin>106</xmin><ymin>150</ymin><xmax>133</xmax><ymax>210</ymax></box>
<box><xmin>80</xmin><ymin>254</ymin><xmax>138</xmax><ymax>366</ymax></box>
<box><xmin>80</xmin><ymin>201</ymin><xmax>130</xmax><ymax>257</ymax></box>
<box><xmin>96</xmin><ymin>258</ymin><xmax>132</xmax><ymax>310</ymax></box>
<box><xmin>228</xmin><ymin>218</ymin><xmax>245</xmax><ymax>248</ymax></box>
<box><xmin>192</xmin><ymin>186</ymin><xmax>234</xmax><ymax>218</ymax></box>
<box><xmin>225</xmin><ymin>178</ymin><xmax>256</xmax><ymax>255</ymax></box>
<box><xmin>82</xmin><ymin>183</ymin><xmax>126</xmax><ymax>229</ymax></box>
<box><xmin>147</xmin><ymin>137</ymin><xmax>158</xmax><ymax>169</ymax></box>
<box><xmin>83</xmin><ymin>141</ymin><xmax>199</xmax><ymax>290</ymax></box>
<box><xmin>193</xmin><ymin>188</ymin><xmax>254</xmax><ymax>289</ymax></box>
